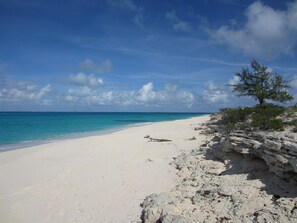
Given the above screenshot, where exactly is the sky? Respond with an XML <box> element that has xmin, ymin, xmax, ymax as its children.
<box><xmin>1</xmin><ymin>0</ymin><xmax>297</xmax><ymax>112</ymax></box>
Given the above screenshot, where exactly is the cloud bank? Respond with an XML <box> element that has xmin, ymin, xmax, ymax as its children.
<box><xmin>213</xmin><ymin>1</ymin><xmax>297</xmax><ymax>59</ymax></box>
<box><xmin>202</xmin><ymin>81</ymin><xmax>229</xmax><ymax>104</ymax></box>
<box><xmin>63</xmin><ymin>82</ymin><xmax>195</xmax><ymax>108</ymax></box>
<box><xmin>0</xmin><ymin>76</ymin><xmax>51</xmax><ymax>105</ymax></box>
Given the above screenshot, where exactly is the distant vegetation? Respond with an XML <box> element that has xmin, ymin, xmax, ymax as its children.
<box><xmin>221</xmin><ymin>60</ymin><xmax>296</xmax><ymax>132</ymax></box>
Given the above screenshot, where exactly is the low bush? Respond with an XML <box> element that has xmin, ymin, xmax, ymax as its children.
<box><xmin>220</xmin><ymin>107</ymin><xmax>253</xmax><ymax>125</ymax></box>
<box><xmin>221</xmin><ymin>104</ymin><xmax>286</xmax><ymax>131</ymax></box>
<box><xmin>250</xmin><ymin>104</ymin><xmax>285</xmax><ymax>130</ymax></box>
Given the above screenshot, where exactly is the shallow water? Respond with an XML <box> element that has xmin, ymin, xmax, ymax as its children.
<box><xmin>0</xmin><ymin>112</ymin><xmax>208</xmax><ymax>151</ymax></box>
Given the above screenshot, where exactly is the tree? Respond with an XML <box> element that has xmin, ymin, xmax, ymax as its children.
<box><xmin>230</xmin><ymin>59</ymin><xmax>294</xmax><ymax>105</ymax></box>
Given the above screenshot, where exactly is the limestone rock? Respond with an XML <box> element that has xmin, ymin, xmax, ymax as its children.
<box><xmin>140</xmin><ymin>114</ymin><xmax>297</xmax><ymax>223</ymax></box>
<box><xmin>159</xmin><ymin>215</ymin><xmax>195</xmax><ymax>223</ymax></box>
<box><xmin>141</xmin><ymin>193</ymin><xmax>182</xmax><ymax>223</ymax></box>
<box><xmin>211</xmin><ymin>129</ymin><xmax>297</xmax><ymax>181</ymax></box>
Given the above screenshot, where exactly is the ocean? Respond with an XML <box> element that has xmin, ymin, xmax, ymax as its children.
<box><xmin>0</xmin><ymin>112</ymin><xmax>208</xmax><ymax>151</ymax></box>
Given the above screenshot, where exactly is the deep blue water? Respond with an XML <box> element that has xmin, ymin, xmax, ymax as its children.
<box><xmin>0</xmin><ymin>112</ymin><xmax>208</xmax><ymax>151</ymax></box>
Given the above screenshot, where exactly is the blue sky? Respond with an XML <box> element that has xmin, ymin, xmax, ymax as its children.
<box><xmin>1</xmin><ymin>0</ymin><xmax>297</xmax><ymax>112</ymax></box>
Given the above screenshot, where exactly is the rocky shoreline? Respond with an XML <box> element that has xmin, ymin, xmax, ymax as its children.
<box><xmin>140</xmin><ymin>114</ymin><xmax>297</xmax><ymax>223</ymax></box>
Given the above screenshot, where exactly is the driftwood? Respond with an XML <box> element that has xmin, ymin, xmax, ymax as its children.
<box><xmin>149</xmin><ymin>138</ymin><xmax>172</xmax><ymax>142</ymax></box>
<box><xmin>144</xmin><ymin>135</ymin><xmax>172</xmax><ymax>142</ymax></box>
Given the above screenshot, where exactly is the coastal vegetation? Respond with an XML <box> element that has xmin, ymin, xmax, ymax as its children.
<box><xmin>230</xmin><ymin>59</ymin><xmax>293</xmax><ymax>105</ymax></box>
<box><xmin>222</xmin><ymin>60</ymin><xmax>296</xmax><ymax>131</ymax></box>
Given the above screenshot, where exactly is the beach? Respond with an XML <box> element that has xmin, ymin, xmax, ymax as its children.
<box><xmin>0</xmin><ymin>115</ymin><xmax>210</xmax><ymax>223</ymax></box>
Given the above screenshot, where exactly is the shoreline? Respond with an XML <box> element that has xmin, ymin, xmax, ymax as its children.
<box><xmin>0</xmin><ymin>115</ymin><xmax>210</xmax><ymax>223</ymax></box>
<box><xmin>0</xmin><ymin>122</ymin><xmax>152</xmax><ymax>153</ymax></box>
<box><xmin>0</xmin><ymin>114</ymin><xmax>210</xmax><ymax>153</ymax></box>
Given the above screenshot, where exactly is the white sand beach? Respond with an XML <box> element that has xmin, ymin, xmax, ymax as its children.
<box><xmin>0</xmin><ymin>115</ymin><xmax>210</xmax><ymax>223</ymax></box>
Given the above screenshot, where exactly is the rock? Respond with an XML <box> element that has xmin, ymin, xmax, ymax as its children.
<box><xmin>140</xmin><ymin>113</ymin><xmax>297</xmax><ymax>223</ymax></box>
<box><xmin>211</xmin><ymin>129</ymin><xmax>297</xmax><ymax>182</ymax></box>
<box><xmin>263</xmin><ymin>139</ymin><xmax>282</xmax><ymax>152</ymax></box>
<box><xmin>141</xmin><ymin>193</ymin><xmax>182</xmax><ymax>223</ymax></box>
<box><xmin>289</xmin><ymin>158</ymin><xmax>297</xmax><ymax>172</ymax></box>
<box><xmin>159</xmin><ymin>215</ymin><xmax>195</xmax><ymax>223</ymax></box>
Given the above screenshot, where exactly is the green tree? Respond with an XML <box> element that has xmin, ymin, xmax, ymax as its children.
<box><xmin>230</xmin><ymin>59</ymin><xmax>294</xmax><ymax>105</ymax></box>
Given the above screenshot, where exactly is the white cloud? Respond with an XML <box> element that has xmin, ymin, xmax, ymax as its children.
<box><xmin>173</xmin><ymin>22</ymin><xmax>192</xmax><ymax>32</ymax></box>
<box><xmin>291</xmin><ymin>75</ymin><xmax>297</xmax><ymax>89</ymax></box>
<box><xmin>63</xmin><ymin>82</ymin><xmax>195</xmax><ymax>108</ymax></box>
<box><xmin>212</xmin><ymin>1</ymin><xmax>297</xmax><ymax>59</ymax></box>
<box><xmin>166</xmin><ymin>10</ymin><xmax>178</xmax><ymax>21</ymax></box>
<box><xmin>165</xmin><ymin>83</ymin><xmax>177</xmax><ymax>93</ymax></box>
<box><xmin>228</xmin><ymin>75</ymin><xmax>240</xmax><ymax>86</ymax></box>
<box><xmin>36</xmin><ymin>84</ymin><xmax>51</xmax><ymax>99</ymax></box>
<box><xmin>0</xmin><ymin>77</ymin><xmax>51</xmax><ymax>102</ymax></box>
<box><xmin>64</xmin><ymin>95</ymin><xmax>77</xmax><ymax>102</ymax></box>
<box><xmin>203</xmin><ymin>81</ymin><xmax>229</xmax><ymax>104</ymax></box>
<box><xmin>68</xmin><ymin>72</ymin><xmax>104</xmax><ymax>87</ymax></box>
<box><xmin>166</xmin><ymin>10</ymin><xmax>191</xmax><ymax>32</ymax></box>
<box><xmin>177</xmin><ymin>92</ymin><xmax>194</xmax><ymax>107</ymax></box>
<box><xmin>137</xmin><ymin>82</ymin><xmax>157</xmax><ymax>102</ymax></box>
<box><xmin>133</xmin><ymin>13</ymin><xmax>145</xmax><ymax>30</ymax></box>
<box><xmin>68</xmin><ymin>86</ymin><xmax>95</xmax><ymax>96</ymax></box>
<box><xmin>80</xmin><ymin>59</ymin><xmax>112</xmax><ymax>73</ymax></box>
<box><xmin>42</xmin><ymin>99</ymin><xmax>52</xmax><ymax>106</ymax></box>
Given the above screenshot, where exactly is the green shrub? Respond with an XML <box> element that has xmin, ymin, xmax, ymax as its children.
<box><xmin>268</xmin><ymin>119</ymin><xmax>284</xmax><ymax>131</ymax></box>
<box><xmin>221</xmin><ymin>104</ymin><xmax>286</xmax><ymax>131</ymax></box>
<box><xmin>284</xmin><ymin>119</ymin><xmax>297</xmax><ymax>126</ymax></box>
<box><xmin>250</xmin><ymin>104</ymin><xmax>285</xmax><ymax>130</ymax></box>
<box><xmin>221</xmin><ymin>107</ymin><xmax>253</xmax><ymax>125</ymax></box>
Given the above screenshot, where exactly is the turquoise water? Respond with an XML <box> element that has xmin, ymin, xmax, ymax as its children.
<box><xmin>0</xmin><ymin>112</ymin><xmax>208</xmax><ymax>151</ymax></box>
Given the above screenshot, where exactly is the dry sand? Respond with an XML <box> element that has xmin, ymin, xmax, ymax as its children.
<box><xmin>0</xmin><ymin>115</ymin><xmax>210</xmax><ymax>223</ymax></box>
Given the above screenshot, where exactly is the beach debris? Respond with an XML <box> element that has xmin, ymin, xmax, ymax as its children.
<box><xmin>145</xmin><ymin>135</ymin><xmax>172</xmax><ymax>142</ymax></box>
<box><xmin>194</xmin><ymin>127</ymin><xmax>204</xmax><ymax>131</ymax></box>
<box><xmin>188</xmin><ymin>136</ymin><xmax>196</xmax><ymax>141</ymax></box>
<box><xmin>146</xmin><ymin>158</ymin><xmax>153</xmax><ymax>162</ymax></box>
<box><xmin>149</xmin><ymin>137</ymin><xmax>172</xmax><ymax>142</ymax></box>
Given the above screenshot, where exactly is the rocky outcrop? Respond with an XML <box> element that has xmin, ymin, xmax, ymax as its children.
<box><xmin>209</xmin><ymin>116</ymin><xmax>297</xmax><ymax>182</ymax></box>
<box><xmin>141</xmin><ymin>147</ymin><xmax>297</xmax><ymax>223</ymax></box>
<box><xmin>141</xmin><ymin>114</ymin><xmax>297</xmax><ymax>223</ymax></box>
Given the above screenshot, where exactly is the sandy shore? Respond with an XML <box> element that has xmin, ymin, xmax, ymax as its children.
<box><xmin>0</xmin><ymin>115</ymin><xmax>210</xmax><ymax>223</ymax></box>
